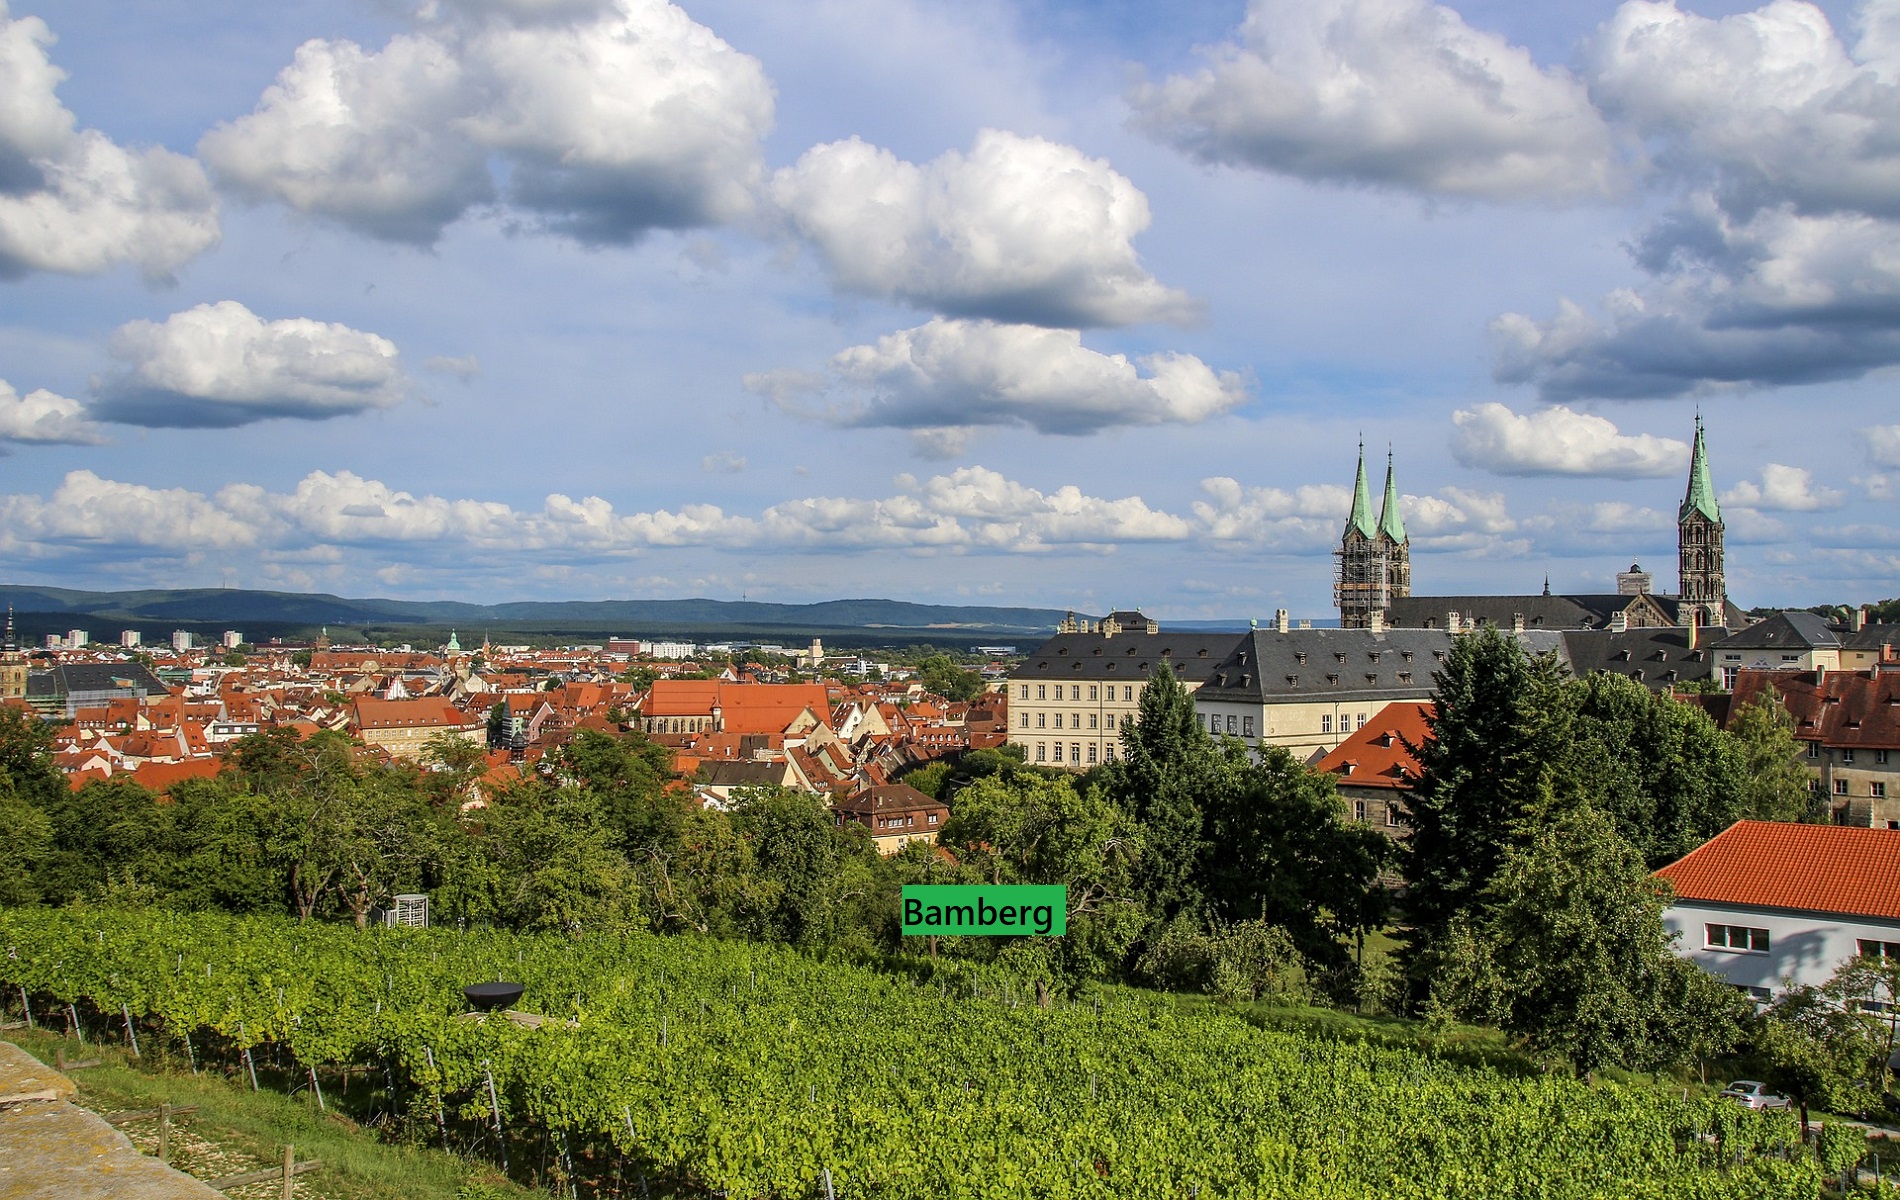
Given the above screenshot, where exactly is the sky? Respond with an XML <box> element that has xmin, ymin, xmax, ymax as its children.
<box><xmin>0</xmin><ymin>0</ymin><xmax>1896</xmax><ymax>620</ymax></box>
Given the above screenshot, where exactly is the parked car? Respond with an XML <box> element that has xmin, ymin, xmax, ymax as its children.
<box><xmin>1720</xmin><ymin>1081</ymin><xmax>1791</xmax><ymax>1110</ymax></box>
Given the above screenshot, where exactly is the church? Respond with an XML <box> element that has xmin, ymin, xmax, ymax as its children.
<box><xmin>1336</xmin><ymin>418</ymin><xmax>1746</xmax><ymax>633</ymax></box>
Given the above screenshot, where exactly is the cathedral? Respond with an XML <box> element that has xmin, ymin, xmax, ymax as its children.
<box><xmin>1337</xmin><ymin>417</ymin><xmax>1741</xmax><ymax>632</ymax></box>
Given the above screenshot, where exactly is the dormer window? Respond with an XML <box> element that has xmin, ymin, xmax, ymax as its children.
<box><xmin>1237</xmin><ymin>652</ymin><xmax>1248</xmax><ymax>666</ymax></box>
<box><xmin>1365</xmin><ymin>674</ymin><xmax>1378</xmax><ymax>685</ymax></box>
<box><xmin>1334</xmin><ymin>652</ymin><xmax>1347</xmax><ymax>664</ymax></box>
<box><xmin>1287</xmin><ymin>675</ymin><xmax>1299</xmax><ymax>686</ymax></box>
<box><xmin>1369</xmin><ymin>651</ymin><xmax>1381</xmax><ymax>663</ymax></box>
<box><xmin>1327</xmin><ymin>674</ymin><xmax>1340</xmax><ymax>685</ymax></box>
<box><xmin>1401</xmin><ymin>651</ymin><xmax>1413</xmax><ymax>663</ymax></box>
<box><xmin>1397</xmin><ymin>671</ymin><xmax>1412</xmax><ymax>684</ymax></box>
<box><xmin>1295</xmin><ymin>652</ymin><xmax>1307</xmax><ymax>665</ymax></box>
<box><xmin>1239</xmin><ymin>674</ymin><xmax>1251</xmax><ymax>687</ymax></box>
<box><xmin>1199</xmin><ymin>648</ymin><xmax>1208</xmax><ymax>657</ymax></box>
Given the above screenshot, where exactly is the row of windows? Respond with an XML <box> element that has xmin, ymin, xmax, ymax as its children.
<box><xmin>1321</xmin><ymin>712</ymin><xmax>1371</xmax><ymax>735</ymax></box>
<box><xmin>1707</xmin><ymin>924</ymin><xmax>1770</xmax><ymax>953</ymax></box>
<box><xmin>1020</xmin><ymin>683</ymin><xmax>1138</xmax><ymax>702</ymax></box>
<box><xmin>1806</xmin><ymin>744</ymin><xmax>1893</xmax><ymax>765</ymax></box>
<box><xmin>1859</xmin><ymin>939</ymin><xmax>1900</xmax><ymax>960</ymax></box>
<box><xmin>1034</xmin><ymin>741</ymin><xmax>1113</xmax><ymax>764</ymax></box>
<box><xmin>1206</xmin><ymin>713</ymin><xmax>1255</xmax><ymax>737</ymax></box>
<box><xmin>1825</xmin><ymin>778</ymin><xmax>1890</xmax><ymax>798</ymax></box>
<box><xmin>875</xmin><ymin>813</ymin><xmax>937</xmax><ymax>830</ymax></box>
<box><xmin>1023</xmin><ymin>711</ymin><xmax>1120</xmax><ymax>731</ymax></box>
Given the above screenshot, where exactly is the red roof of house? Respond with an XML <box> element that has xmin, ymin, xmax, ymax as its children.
<box><xmin>1313</xmin><ymin>701</ymin><xmax>1432</xmax><ymax>789</ymax></box>
<box><xmin>1654</xmin><ymin>820</ymin><xmax>1900</xmax><ymax>921</ymax></box>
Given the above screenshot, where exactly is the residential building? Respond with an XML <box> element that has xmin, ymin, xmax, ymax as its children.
<box><xmin>66</xmin><ymin>630</ymin><xmax>89</xmax><ymax>648</ymax></box>
<box><xmin>221</xmin><ymin>631</ymin><xmax>243</xmax><ymax>650</ymax></box>
<box><xmin>1709</xmin><ymin>612</ymin><xmax>1843</xmax><ymax>689</ymax></box>
<box><xmin>1724</xmin><ymin>667</ymin><xmax>1900</xmax><ymax>828</ymax></box>
<box><xmin>637</xmin><ymin>681</ymin><xmax>830</xmax><ymax>737</ymax></box>
<box><xmin>1312</xmin><ymin>700</ymin><xmax>1430</xmax><ymax>837</ymax></box>
<box><xmin>1192</xmin><ymin>627</ymin><xmax>1485</xmax><ymax>762</ymax></box>
<box><xmin>1656</xmin><ymin>820</ymin><xmax>1900</xmax><ymax>1000</ymax></box>
<box><xmin>1842</xmin><ymin>618</ymin><xmax>1900</xmax><ymax>671</ymax></box>
<box><xmin>119</xmin><ymin>630</ymin><xmax>141</xmax><ymax>648</ymax></box>
<box><xmin>833</xmin><ymin>782</ymin><xmax>949</xmax><ymax>854</ymax></box>
<box><xmin>25</xmin><ymin>661</ymin><xmax>170</xmax><ymax>717</ymax></box>
<box><xmin>350</xmin><ymin>697</ymin><xmax>484</xmax><ymax>761</ymax></box>
<box><xmin>171</xmin><ymin>631</ymin><xmax>194</xmax><ymax>652</ymax></box>
<box><xmin>1006</xmin><ymin>613</ymin><xmax>1242</xmax><ymax>769</ymax></box>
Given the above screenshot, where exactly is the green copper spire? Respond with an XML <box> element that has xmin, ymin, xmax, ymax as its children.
<box><xmin>1377</xmin><ymin>450</ymin><xmax>1406</xmax><ymax>543</ymax></box>
<box><xmin>1346</xmin><ymin>441</ymin><xmax>1376</xmax><ymax>539</ymax></box>
<box><xmin>1680</xmin><ymin>417</ymin><xmax>1721</xmax><ymax>523</ymax></box>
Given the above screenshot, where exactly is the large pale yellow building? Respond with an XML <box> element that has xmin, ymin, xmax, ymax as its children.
<box><xmin>351</xmin><ymin>697</ymin><xmax>484</xmax><ymax>761</ymax></box>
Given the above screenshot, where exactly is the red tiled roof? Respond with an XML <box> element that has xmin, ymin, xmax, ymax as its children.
<box><xmin>1313</xmin><ymin>701</ymin><xmax>1432</xmax><ymax>789</ymax></box>
<box><xmin>1654</xmin><ymin>819</ymin><xmax>1900</xmax><ymax>921</ymax></box>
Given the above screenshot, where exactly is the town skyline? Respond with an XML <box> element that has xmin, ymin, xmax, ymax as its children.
<box><xmin>0</xmin><ymin>0</ymin><xmax>1895</xmax><ymax>617</ymax></box>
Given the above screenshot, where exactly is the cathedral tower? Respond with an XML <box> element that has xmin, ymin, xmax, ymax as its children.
<box><xmin>1677</xmin><ymin>417</ymin><xmax>1726</xmax><ymax>627</ymax></box>
<box><xmin>0</xmin><ymin>606</ymin><xmax>27</xmax><ymax>701</ymax></box>
<box><xmin>1335</xmin><ymin>443</ymin><xmax>1387</xmax><ymax>629</ymax></box>
<box><xmin>1377</xmin><ymin>450</ymin><xmax>1410</xmax><ymax>603</ymax></box>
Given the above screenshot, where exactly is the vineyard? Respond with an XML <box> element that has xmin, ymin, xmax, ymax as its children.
<box><xmin>0</xmin><ymin>907</ymin><xmax>1826</xmax><ymax>1198</ymax></box>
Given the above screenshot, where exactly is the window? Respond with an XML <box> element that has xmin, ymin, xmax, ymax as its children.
<box><xmin>1088</xmin><ymin>713</ymin><xmax>1098</xmax><ymax>729</ymax></box>
<box><xmin>1053</xmin><ymin>713</ymin><xmax>1064</xmax><ymax>729</ymax></box>
<box><xmin>1353</xmin><ymin>800</ymin><xmax>1367</xmax><ymax>822</ymax></box>
<box><xmin>1808</xmin><ymin>742</ymin><xmax>1820</xmax><ymax>759</ymax></box>
<box><xmin>1706</xmin><ymin>924</ymin><xmax>1770</xmax><ymax>953</ymax></box>
<box><xmin>1844</xmin><ymin>748</ymin><xmax>1856</xmax><ymax>764</ymax></box>
<box><xmin>1243</xmin><ymin>716</ymin><xmax>1255</xmax><ymax>737</ymax></box>
<box><xmin>1105</xmin><ymin>744</ymin><xmax>1117</xmax><ymax>761</ymax></box>
<box><xmin>1226</xmin><ymin>715</ymin><xmax>1237</xmax><ymax>734</ymax></box>
<box><xmin>1782</xmin><ymin>654</ymin><xmax>1800</xmax><ymax>662</ymax></box>
<box><xmin>1878</xmin><ymin>749</ymin><xmax>1890</xmax><ymax>765</ymax></box>
<box><xmin>1321</xmin><ymin>715</ymin><xmax>1332</xmax><ymax>734</ymax></box>
<box><xmin>1087</xmin><ymin>743</ymin><xmax>1097</xmax><ymax>763</ymax></box>
<box><xmin>1070</xmin><ymin>743</ymin><xmax>1081</xmax><ymax>763</ymax></box>
<box><xmin>1020</xmin><ymin>713</ymin><xmax>1029</xmax><ymax>729</ymax></box>
<box><xmin>1037</xmin><ymin>685</ymin><xmax>1046</xmax><ymax>700</ymax></box>
<box><xmin>1036</xmin><ymin>743</ymin><xmax>1046</xmax><ymax>762</ymax></box>
<box><xmin>1037</xmin><ymin>713</ymin><xmax>1046</xmax><ymax>728</ymax></box>
<box><xmin>1857</xmin><ymin>939</ymin><xmax>1900</xmax><ymax>960</ymax></box>
<box><xmin>1876</xmin><ymin>782</ymin><xmax>1888</xmax><ymax>799</ymax></box>
<box><xmin>1386</xmin><ymin>807</ymin><xmax>1401</xmax><ymax>828</ymax></box>
<box><xmin>1836</xmin><ymin>778</ymin><xmax>1850</xmax><ymax>795</ymax></box>
<box><xmin>1071</xmin><ymin>685</ymin><xmax>1081</xmax><ymax>700</ymax></box>
<box><xmin>1125</xmin><ymin>686</ymin><xmax>1134</xmax><ymax>701</ymax></box>
<box><xmin>1088</xmin><ymin>685</ymin><xmax>1097</xmax><ymax>700</ymax></box>
<box><xmin>928</xmin><ymin>813</ymin><xmax>938</xmax><ymax>825</ymax></box>
<box><xmin>1105</xmin><ymin>714</ymin><xmax>1116</xmax><ymax>730</ymax></box>
<box><xmin>1019</xmin><ymin>684</ymin><xmax>1029</xmax><ymax>700</ymax></box>
<box><xmin>1736</xmin><ymin>985</ymin><xmax>1772</xmax><ymax>1002</ymax></box>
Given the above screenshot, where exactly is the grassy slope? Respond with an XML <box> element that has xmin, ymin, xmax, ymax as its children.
<box><xmin>5</xmin><ymin>1027</ymin><xmax>539</xmax><ymax>1200</ymax></box>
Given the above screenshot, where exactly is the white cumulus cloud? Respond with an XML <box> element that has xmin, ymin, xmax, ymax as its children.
<box><xmin>92</xmin><ymin>301</ymin><xmax>408</xmax><ymax>428</ymax></box>
<box><xmin>1722</xmin><ymin>463</ymin><xmax>1845</xmax><ymax>511</ymax></box>
<box><xmin>770</xmin><ymin>130</ymin><xmax>1194</xmax><ymax>327</ymax></box>
<box><xmin>1862</xmin><ymin>423</ymin><xmax>1900</xmax><ymax>467</ymax></box>
<box><xmin>198</xmin><ymin>0</ymin><xmax>773</xmax><ymax>245</ymax></box>
<box><xmin>1128</xmin><ymin>0</ymin><xmax>1618</xmax><ymax>201</ymax></box>
<box><xmin>745</xmin><ymin>318</ymin><xmax>1246</xmax><ymax>442</ymax></box>
<box><xmin>0</xmin><ymin>379</ymin><xmax>106</xmax><ymax>448</ymax></box>
<box><xmin>0</xmin><ymin>4</ymin><xmax>219</xmax><ymax>279</ymax></box>
<box><xmin>1451</xmin><ymin>402</ymin><xmax>1689</xmax><ymax>477</ymax></box>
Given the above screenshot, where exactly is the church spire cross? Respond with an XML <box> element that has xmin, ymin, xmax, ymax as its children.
<box><xmin>1680</xmin><ymin>415</ymin><xmax>1721</xmax><ymax>524</ymax></box>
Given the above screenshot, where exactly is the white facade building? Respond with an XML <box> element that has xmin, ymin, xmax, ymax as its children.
<box><xmin>1657</xmin><ymin>820</ymin><xmax>1900</xmax><ymax>1001</ymax></box>
<box><xmin>120</xmin><ymin>630</ymin><xmax>141</xmax><ymax>648</ymax></box>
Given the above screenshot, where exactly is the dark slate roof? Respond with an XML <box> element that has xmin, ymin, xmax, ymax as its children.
<box><xmin>1709</xmin><ymin>611</ymin><xmax>1840</xmax><ymax>651</ymax></box>
<box><xmin>1844</xmin><ymin>623</ymin><xmax>1900</xmax><ymax>651</ymax></box>
<box><xmin>1387</xmin><ymin>593</ymin><xmax>1744</xmax><ymax>631</ymax></box>
<box><xmin>43</xmin><ymin>661</ymin><xmax>169</xmax><ymax>696</ymax></box>
<box><xmin>1011</xmin><ymin>629</ymin><xmax>1245</xmax><ymax>685</ymax></box>
<box><xmin>700</xmin><ymin>760</ymin><xmax>793</xmax><ymax>788</ymax></box>
<box><xmin>1192</xmin><ymin>628</ymin><xmax>1567</xmax><ymax>704</ymax></box>
<box><xmin>1560</xmin><ymin>628</ymin><xmax>1721</xmax><ymax>691</ymax></box>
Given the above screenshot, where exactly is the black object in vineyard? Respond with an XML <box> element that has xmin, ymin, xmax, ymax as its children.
<box><xmin>464</xmin><ymin>981</ymin><xmax>526</xmax><ymax>1012</ymax></box>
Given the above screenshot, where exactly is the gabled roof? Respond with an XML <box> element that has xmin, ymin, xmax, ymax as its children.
<box><xmin>1710</xmin><ymin>611</ymin><xmax>1840</xmax><ymax>651</ymax></box>
<box><xmin>1313</xmin><ymin>701</ymin><xmax>1431</xmax><ymax>789</ymax></box>
<box><xmin>1560</xmin><ymin>627</ymin><xmax>1719</xmax><ymax>691</ymax></box>
<box><xmin>1655</xmin><ymin>820</ymin><xmax>1900</xmax><ymax>921</ymax></box>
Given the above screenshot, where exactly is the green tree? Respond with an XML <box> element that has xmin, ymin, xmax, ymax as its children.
<box><xmin>445</xmin><ymin>781</ymin><xmax>640</xmax><ymax>932</ymax></box>
<box><xmin>1755</xmin><ymin>983</ymin><xmax>1889</xmax><ymax>1135</ymax></box>
<box><xmin>1726</xmin><ymin>690</ymin><xmax>1824</xmax><ymax>823</ymax></box>
<box><xmin>728</xmin><ymin>786</ymin><xmax>851</xmax><ymax>945</ymax></box>
<box><xmin>1427</xmin><ymin>802</ymin><xmax>1751</xmax><ymax>1072</ymax></box>
<box><xmin>1400</xmin><ymin>626</ymin><xmax>1571</xmax><ymax>984</ymax></box>
<box><xmin>1105</xmin><ymin>661</ymin><xmax>1222</xmax><ymax>918</ymax></box>
<box><xmin>0</xmin><ymin>704</ymin><xmax>62</xmax><ymax>809</ymax></box>
<box><xmin>1199</xmin><ymin>746</ymin><xmax>1390</xmax><ymax>973</ymax></box>
<box><xmin>0</xmin><ymin>773</ymin><xmax>53</xmax><ymax>905</ymax></box>
<box><xmin>553</xmin><ymin>728</ymin><xmax>686</xmax><ymax>856</ymax></box>
<box><xmin>916</xmin><ymin>654</ymin><xmax>984</xmax><ymax>702</ymax></box>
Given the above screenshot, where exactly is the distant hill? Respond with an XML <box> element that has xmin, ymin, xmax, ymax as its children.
<box><xmin>0</xmin><ymin>585</ymin><xmax>1081</xmax><ymax>646</ymax></box>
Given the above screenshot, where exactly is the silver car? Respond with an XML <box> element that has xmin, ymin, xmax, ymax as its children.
<box><xmin>1720</xmin><ymin>1080</ymin><xmax>1791</xmax><ymax>1110</ymax></box>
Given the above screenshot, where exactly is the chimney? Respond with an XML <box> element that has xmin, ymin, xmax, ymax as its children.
<box><xmin>1446</xmin><ymin>611</ymin><xmax>1461</xmax><ymax>634</ymax></box>
<box><xmin>1686</xmin><ymin>621</ymin><xmax>1698</xmax><ymax>650</ymax></box>
<box><xmin>1274</xmin><ymin>608</ymin><xmax>1290</xmax><ymax>634</ymax></box>
<box><xmin>1853</xmin><ymin>606</ymin><xmax>1870</xmax><ymax>633</ymax></box>
<box><xmin>1511</xmin><ymin>613</ymin><xmax>1526</xmax><ymax>635</ymax></box>
<box><xmin>1609</xmin><ymin>611</ymin><xmax>1628</xmax><ymax>634</ymax></box>
<box><xmin>1368</xmin><ymin>609</ymin><xmax>1384</xmax><ymax>634</ymax></box>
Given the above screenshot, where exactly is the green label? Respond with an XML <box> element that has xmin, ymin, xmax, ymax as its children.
<box><xmin>901</xmin><ymin>885</ymin><xmax>1067</xmax><ymax>936</ymax></box>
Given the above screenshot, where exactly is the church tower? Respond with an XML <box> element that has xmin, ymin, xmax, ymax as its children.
<box><xmin>1376</xmin><ymin>450</ymin><xmax>1410</xmax><ymax>603</ymax></box>
<box><xmin>1677</xmin><ymin>417</ymin><xmax>1726</xmax><ymax>627</ymax></box>
<box><xmin>0</xmin><ymin>606</ymin><xmax>27</xmax><ymax>701</ymax></box>
<box><xmin>1335</xmin><ymin>443</ymin><xmax>1386</xmax><ymax>629</ymax></box>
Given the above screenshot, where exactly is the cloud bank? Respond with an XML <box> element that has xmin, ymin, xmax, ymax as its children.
<box><xmin>1451</xmin><ymin>402</ymin><xmax>1689</xmax><ymax>477</ymax></box>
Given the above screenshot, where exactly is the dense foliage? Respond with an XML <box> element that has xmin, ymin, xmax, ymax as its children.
<box><xmin>0</xmin><ymin>907</ymin><xmax>1822</xmax><ymax>1199</ymax></box>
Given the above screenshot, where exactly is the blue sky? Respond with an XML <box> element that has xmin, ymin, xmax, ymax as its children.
<box><xmin>0</xmin><ymin>0</ymin><xmax>1895</xmax><ymax>619</ymax></box>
